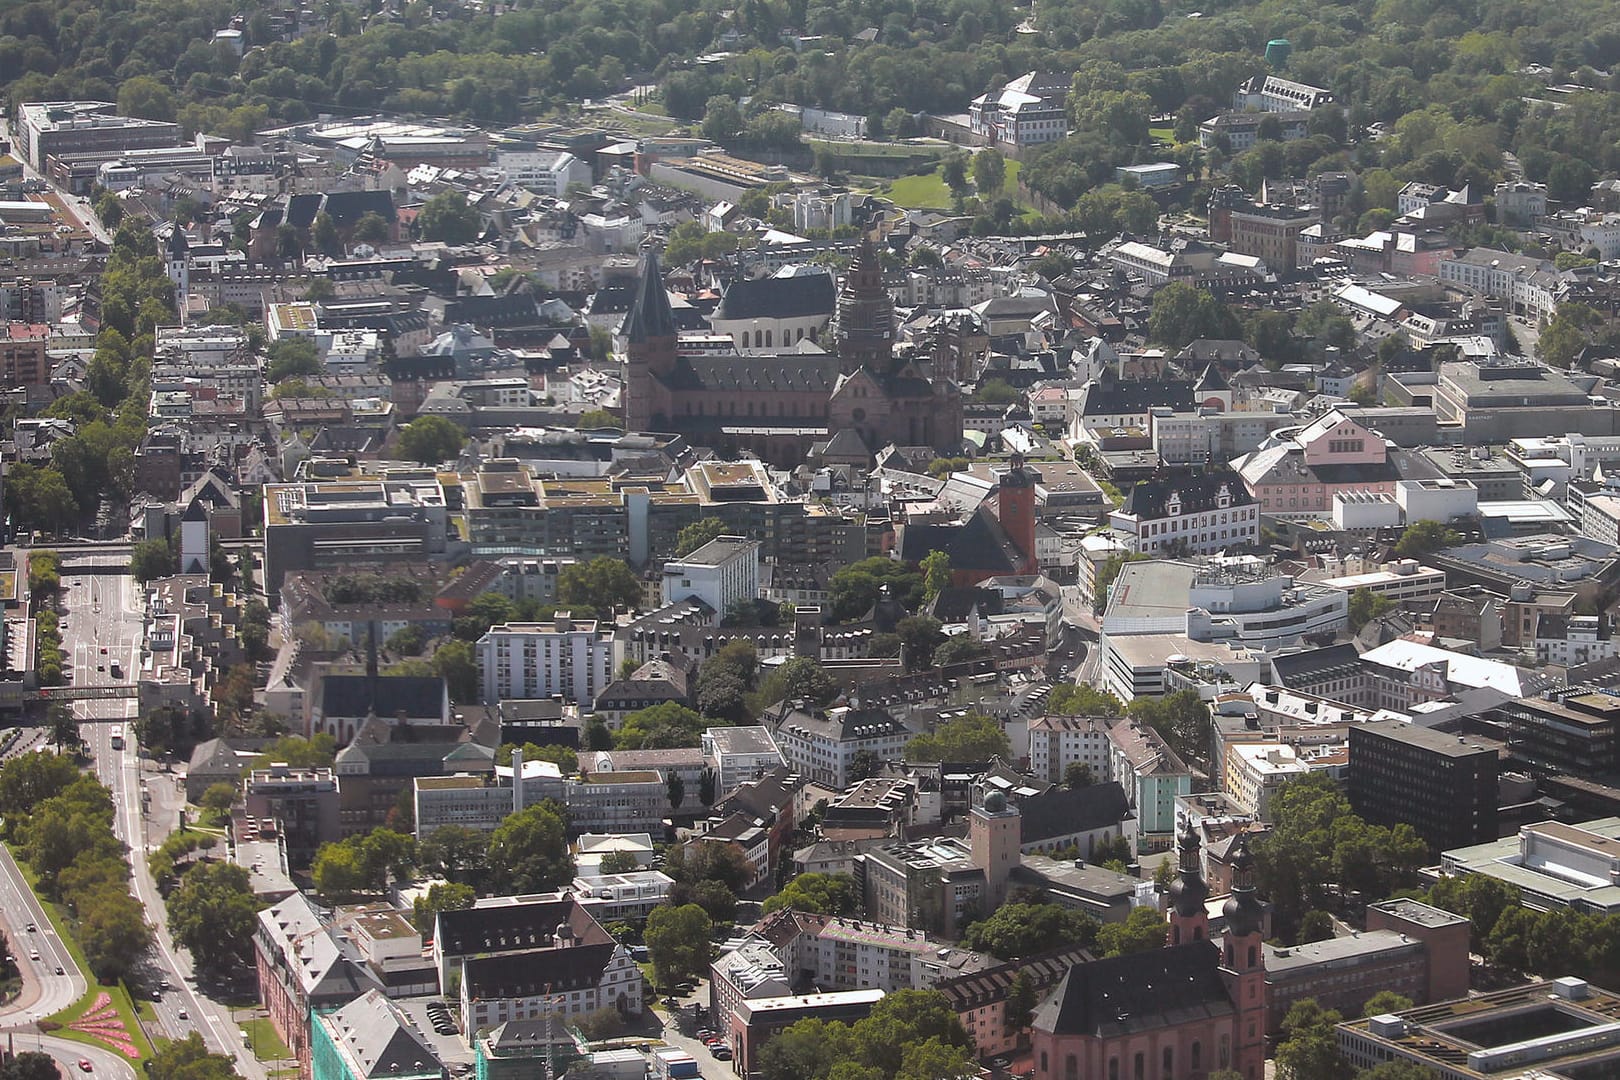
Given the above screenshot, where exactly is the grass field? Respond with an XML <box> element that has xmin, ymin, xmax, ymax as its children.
<box><xmin>1149</xmin><ymin>125</ymin><xmax>1175</xmax><ymax>142</ymax></box>
<box><xmin>884</xmin><ymin>157</ymin><xmax>1032</xmax><ymax>212</ymax></box>
<box><xmin>14</xmin><ymin>852</ymin><xmax>154</xmax><ymax>1063</ymax></box>
<box><xmin>240</xmin><ymin>1016</ymin><xmax>293</xmax><ymax>1061</ymax></box>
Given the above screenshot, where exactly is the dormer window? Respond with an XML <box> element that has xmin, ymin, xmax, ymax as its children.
<box><xmin>1166</xmin><ymin>493</ymin><xmax>1182</xmax><ymax>516</ymax></box>
<box><xmin>1216</xmin><ymin>484</ymin><xmax>1231</xmax><ymax>509</ymax></box>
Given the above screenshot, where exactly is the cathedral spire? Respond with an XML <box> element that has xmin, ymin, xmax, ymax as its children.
<box><xmin>831</xmin><ymin>235</ymin><xmax>895</xmax><ymax>375</ymax></box>
<box><xmin>623</xmin><ymin>249</ymin><xmax>675</xmax><ymax>344</ymax></box>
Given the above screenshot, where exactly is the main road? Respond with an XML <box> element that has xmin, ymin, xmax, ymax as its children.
<box><xmin>61</xmin><ymin>571</ymin><xmax>265</xmax><ymax>1078</ymax></box>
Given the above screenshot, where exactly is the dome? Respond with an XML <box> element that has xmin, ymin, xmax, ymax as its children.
<box><xmin>1168</xmin><ymin>868</ymin><xmax>1210</xmax><ymax>917</ymax></box>
<box><xmin>983</xmin><ymin>790</ymin><xmax>1008</xmax><ymax>814</ymax></box>
<box><xmin>1222</xmin><ymin>890</ymin><xmax>1264</xmax><ymax>937</ymax></box>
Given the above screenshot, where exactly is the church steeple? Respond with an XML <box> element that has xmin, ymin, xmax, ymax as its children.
<box><xmin>622</xmin><ymin>249</ymin><xmax>678</xmax><ymax>433</ymax></box>
<box><xmin>831</xmin><ymin>235</ymin><xmax>895</xmax><ymax>375</ymax></box>
<box><xmin>1221</xmin><ymin>831</ymin><xmax>1268</xmax><ymax>1080</ymax></box>
<box><xmin>1167</xmin><ymin>821</ymin><xmax>1210</xmax><ymax>944</ymax></box>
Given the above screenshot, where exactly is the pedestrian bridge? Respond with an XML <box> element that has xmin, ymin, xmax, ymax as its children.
<box><xmin>0</xmin><ymin>682</ymin><xmax>139</xmax><ymax>708</ymax></box>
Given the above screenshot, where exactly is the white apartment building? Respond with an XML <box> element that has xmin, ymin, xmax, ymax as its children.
<box><xmin>1027</xmin><ymin>715</ymin><xmax>1114</xmax><ymax>786</ymax></box>
<box><xmin>1438</xmin><ymin>248</ymin><xmax>1564</xmax><ymax>320</ymax></box>
<box><xmin>661</xmin><ymin>535</ymin><xmax>760</xmax><ymax>615</ymax></box>
<box><xmin>1223</xmin><ymin>742</ymin><xmax>1309</xmax><ymax>820</ymax></box>
<box><xmin>495</xmin><ymin>149</ymin><xmax>592</xmax><ymax>197</ymax></box>
<box><xmin>1108</xmin><ymin>470</ymin><xmax>1260</xmax><ymax>556</ymax></box>
<box><xmin>476</xmin><ymin>616</ymin><xmax>614</xmax><ymax>707</ymax></box>
<box><xmin>772</xmin><ymin>704</ymin><xmax>912</xmax><ymax>790</ymax></box>
<box><xmin>701</xmin><ymin>726</ymin><xmax>787</xmax><ymax>793</ymax></box>
<box><xmin>1312</xmin><ymin>560</ymin><xmax>1447</xmax><ymax>605</ymax></box>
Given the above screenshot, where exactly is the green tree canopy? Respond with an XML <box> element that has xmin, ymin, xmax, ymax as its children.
<box><xmin>417</xmin><ymin>190</ymin><xmax>482</xmax><ymax>244</ymax></box>
<box><xmin>487</xmin><ymin>801</ymin><xmax>573</xmax><ymax>893</ymax></box>
<box><xmin>166</xmin><ymin>861</ymin><xmax>261</xmax><ymax>977</ymax></box>
<box><xmin>616</xmin><ymin>702</ymin><xmax>707</xmax><ymax>750</ymax></box>
<box><xmin>645</xmin><ymin>902</ymin><xmax>713</xmax><ymax>989</ymax></box>
<box><xmin>266</xmin><ymin>337</ymin><xmax>322</xmax><ymax>383</ymax></box>
<box><xmin>904</xmin><ymin>712</ymin><xmax>1010</xmax><ymax>762</ymax></box>
<box><xmin>1394</xmin><ymin>520</ymin><xmax>1461</xmax><ymax>560</ymax></box>
<box><xmin>1147</xmin><ymin>283</ymin><xmax>1241</xmax><ymax>349</ymax></box>
<box><xmin>763</xmin><ymin>872</ymin><xmax>860</xmax><ymax>916</ymax></box>
<box><xmin>557</xmin><ymin>557</ymin><xmax>642</xmax><ymax>617</ymax></box>
<box><xmin>397</xmin><ymin>415</ymin><xmax>467</xmax><ymax>465</ymax></box>
<box><xmin>961</xmin><ymin>902</ymin><xmax>1100</xmax><ymax>960</ymax></box>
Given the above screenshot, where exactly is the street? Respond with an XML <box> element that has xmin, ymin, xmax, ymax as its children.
<box><xmin>59</xmin><ymin>570</ymin><xmax>265</xmax><ymax>1078</ymax></box>
<box><xmin>0</xmin><ymin>117</ymin><xmax>112</xmax><ymax>246</ymax></box>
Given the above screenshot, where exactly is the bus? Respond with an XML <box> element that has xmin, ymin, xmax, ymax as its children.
<box><xmin>109</xmin><ymin>727</ymin><xmax>124</xmax><ymax>750</ymax></box>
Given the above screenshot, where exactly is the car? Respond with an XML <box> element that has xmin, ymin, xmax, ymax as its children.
<box><xmin>177</xmin><ymin>1009</ymin><xmax>188</xmax><ymax>1020</ymax></box>
<box><xmin>991</xmin><ymin>1057</ymin><xmax>1011</xmax><ymax>1068</ymax></box>
<box><xmin>696</xmin><ymin>1029</ymin><xmax>715</xmax><ymax>1039</ymax></box>
<box><xmin>159</xmin><ymin>979</ymin><xmax>172</xmax><ymax>990</ymax></box>
<box><xmin>29</xmin><ymin>951</ymin><xmax>39</xmax><ymax>961</ymax></box>
<box><xmin>151</xmin><ymin>991</ymin><xmax>161</xmax><ymax>1001</ymax></box>
<box><xmin>711</xmin><ymin>1048</ymin><xmax>732</xmax><ymax>1061</ymax></box>
<box><xmin>54</xmin><ymin>966</ymin><xmax>63</xmax><ymax>975</ymax></box>
<box><xmin>96</xmin><ymin>664</ymin><xmax>104</xmax><ymax>672</ymax></box>
<box><xmin>76</xmin><ymin>1061</ymin><xmax>91</xmax><ymax>1073</ymax></box>
<box><xmin>26</xmin><ymin>923</ymin><xmax>35</xmax><ymax>932</ymax></box>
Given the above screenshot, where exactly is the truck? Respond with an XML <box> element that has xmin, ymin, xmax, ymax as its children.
<box><xmin>653</xmin><ymin>1047</ymin><xmax>700</xmax><ymax>1080</ymax></box>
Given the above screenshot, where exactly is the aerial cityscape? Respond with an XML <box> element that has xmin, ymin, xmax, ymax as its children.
<box><xmin>1</xmin><ymin>1</ymin><xmax>1620</xmax><ymax>1079</ymax></box>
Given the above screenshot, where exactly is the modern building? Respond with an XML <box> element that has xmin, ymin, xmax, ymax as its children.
<box><xmin>1337</xmin><ymin>977</ymin><xmax>1620</xmax><ymax>1078</ymax></box>
<box><xmin>701</xmin><ymin>726</ymin><xmax>786</xmax><ymax>794</ymax></box>
<box><xmin>475</xmin><ymin>616</ymin><xmax>614</xmax><ymax>708</ymax></box>
<box><xmin>1222</xmin><ymin>743</ymin><xmax>1309</xmax><ymax>821</ymax></box>
<box><xmin>1442</xmin><ymin>817</ymin><xmax>1620</xmax><ymax>915</ymax></box>
<box><xmin>262</xmin><ymin>473</ymin><xmax>452</xmax><ymax>598</ymax></box>
<box><xmin>1347</xmin><ymin>720</ymin><xmax>1500</xmax><ymax>852</ymax></box>
<box><xmin>1492</xmin><ymin>690</ymin><xmax>1620</xmax><ymax>776</ymax></box>
<box><xmin>14</xmin><ymin>101</ymin><xmax>183</xmax><ymax>171</ymax></box>
<box><xmin>660</xmin><ymin>535</ymin><xmax>760</xmax><ymax>616</ymax></box>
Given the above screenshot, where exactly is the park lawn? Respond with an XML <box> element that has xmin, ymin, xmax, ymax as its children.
<box><xmin>13</xmin><ymin>851</ymin><xmax>155</xmax><ymax>1062</ymax></box>
<box><xmin>241</xmin><ymin>1016</ymin><xmax>293</xmax><ymax>1060</ymax></box>
<box><xmin>1149</xmin><ymin>125</ymin><xmax>1174</xmax><ymax>142</ymax></box>
<box><xmin>886</xmin><ymin>169</ymin><xmax>953</xmax><ymax>209</ymax></box>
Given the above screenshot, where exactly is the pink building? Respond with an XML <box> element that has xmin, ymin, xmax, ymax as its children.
<box><xmin>1232</xmin><ymin>410</ymin><xmax>1402</xmax><ymax>513</ymax></box>
<box><xmin>1029</xmin><ymin>829</ymin><xmax>1267</xmax><ymax>1080</ymax></box>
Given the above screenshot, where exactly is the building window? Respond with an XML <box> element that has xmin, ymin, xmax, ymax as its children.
<box><xmin>1162</xmin><ymin>1046</ymin><xmax>1172</xmax><ymax>1077</ymax></box>
<box><xmin>1192</xmin><ymin>1043</ymin><xmax>1201</xmax><ymax>1071</ymax></box>
<box><xmin>1133</xmin><ymin>1052</ymin><xmax>1144</xmax><ymax>1080</ymax></box>
<box><xmin>1065</xmin><ymin>1056</ymin><xmax>1077</xmax><ymax>1080</ymax></box>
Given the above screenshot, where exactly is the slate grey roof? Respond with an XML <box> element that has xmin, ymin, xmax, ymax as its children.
<box><xmin>319</xmin><ymin>675</ymin><xmax>446</xmax><ymax>721</ymax></box>
<box><xmin>1017</xmin><ymin>781</ymin><xmax>1132</xmax><ymax>844</ymax></box>
<box><xmin>318</xmin><ymin>988</ymin><xmax>441</xmax><ymax>1080</ymax></box>
<box><xmin>623</xmin><ymin>250</ymin><xmax>675</xmax><ymax>342</ymax></box>
<box><xmin>1034</xmin><ymin>941</ymin><xmax>1231</xmax><ymax>1038</ymax></box>
<box><xmin>715</xmin><ymin>272</ymin><xmax>836</xmax><ymax>321</ymax></box>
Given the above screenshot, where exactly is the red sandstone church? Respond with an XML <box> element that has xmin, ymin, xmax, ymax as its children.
<box><xmin>621</xmin><ymin>238</ymin><xmax>963</xmax><ymax>466</ymax></box>
<box><xmin>1030</xmin><ymin>827</ymin><xmax>1268</xmax><ymax>1080</ymax></box>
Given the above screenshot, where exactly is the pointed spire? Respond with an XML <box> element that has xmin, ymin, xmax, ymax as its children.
<box><xmin>622</xmin><ymin>249</ymin><xmax>675</xmax><ymax>344</ymax></box>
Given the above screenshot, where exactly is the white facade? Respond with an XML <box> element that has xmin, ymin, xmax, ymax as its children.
<box><xmin>1027</xmin><ymin>715</ymin><xmax>1115</xmax><ymax>785</ymax></box>
<box><xmin>661</xmin><ymin>536</ymin><xmax>760</xmax><ymax>616</ymax></box>
<box><xmin>1536</xmin><ymin>615</ymin><xmax>1619</xmax><ymax>667</ymax></box>
<box><xmin>1109</xmin><ymin>488</ymin><xmax>1259</xmax><ymax>556</ymax></box>
<box><xmin>1313</xmin><ymin>561</ymin><xmax>1447</xmax><ymax>605</ymax></box>
<box><xmin>461</xmin><ymin>944</ymin><xmax>643</xmax><ymax>1031</ymax></box>
<box><xmin>497</xmin><ymin>150</ymin><xmax>592</xmax><ymax>197</ymax></box>
<box><xmin>701</xmin><ymin>726</ymin><xmax>787</xmax><ymax>793</ymax></box>
<box><xmin>476</xmin><ymin>617</ymin><xmax>614</xmax><ymax>707</ymax></box>
<box><xmin>1223</xmin><ymin>742</ymin><xmax>1309</xmax><ymax>820</ymax></box>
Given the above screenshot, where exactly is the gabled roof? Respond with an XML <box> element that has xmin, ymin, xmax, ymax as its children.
<box><xmin>1017</xmin><ymin>781</ymin><xmax>1132</xmax><ymax>844</ymax></box>
<box><xmin>1033</xmin><ymin>941</ymin><xmax>1231</xmax><ymax>1038</ymax></box>
<box><xmin>896</xmin><ymin>505</ymin><xmax>1025</xmax><ymax>576</ymax></box>
<box><xmin>462</xmin><ymin>942</ymin><xmax>618</xmax><ymax>998</ymax></box>
<box><xmin>319</xmin><ymin>675</ymin><xmax>446</xmax><ymax>721</ymax></box>
<box><xmin>1121</xmin><ymin>468</ymin><xmax>1251</xmax><ymax>520</ymax></box>
<box><xmin>436</xmin><ymin>895</ymin><xmax>611</xmax><ymax>957</ymax></box>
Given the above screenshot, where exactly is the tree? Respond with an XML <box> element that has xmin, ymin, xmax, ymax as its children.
<box><xmin>1</xmin><ymin>1052</ymin><xmax>60</xmax><ymax>1080</ymax></box>
<box><xmin>1064</xmin><ymin>762</ymin><xmax>1095</xmax><ymax>788</ymax></box>
<box><xmin>576</xmin><ymin>1007</ymin><xmax>626</xmax><ymax>1041</ymax></box>
<box><xmin>311</xmin><ymin>211</ymin><xmax>339</xmax><ymax>254</ymax></box>
<box><xmin>1047</xmin><ymin>683</ymin><xmax>1123</xmax><ymax>716</ymax></box>
<box><xmin>353</xmin><ymin>212</ymin><xmax>391</xmax><ymax>247</ymax></box>
<box><xmin>131</xmin><ymin>538</ymin><xmax>178</xmax><ymax>583</ymax></box>
<box><xmin>557</xmin><ymin>557</ymin><xmax>642</xmax><ymax>617</ymax></box>
<box><xmin>397</xmin><ymin>415</ymin><xmax>467</xmax><ymax>465</ymax></box>
<box><xmin>904</xmin><ymin>713</ymin><xmax>1009</xmax><ymax>763</ymax></box>
<box><xmin>895</xmin><ymin>615</ymin><xmax>945</xmax><ymax>671</ymax></box>
<box><xmin>417</xmin><ymin>190</ymin><xmax>482</xmax><ymax>244</ymax></box>
<box><xmin>1394</xmin><ymin>520</ymin><xmax>1460</xmax><ymax>560</ymax></box>
<box><xmin>1147</xmin><ymin>283</ymin><xmax>1240</xmax><ymax>349</ymax></box>
<box><xmin>698</xmin><ymin>766</ymin><xmax>718</xmax><ymax>806</ymax></box>
<box><xmin>0</xmin><ymin>753</ymin><xmax>79</xmax><ymax>828</ymax></box>
<box><xmin>411</xmin><ymin>881</ymin><xmax>476</xmax><ymax>934</ymax></box>
<box><xmin>166</xmin><ymin>862</ymin><xmax>260</xmax><ymax>977</ymax></box>
<box><xmin>666</xmin><ymin>771</ymin><xmax>687</xmax><ymax>811</ymax></box>
<box><xmin>676</xmin><ymin>517</ymin><xmax>728</xmax><ymax>557</ymax></box>
<box><xmin>434</xmin><ymin>639</ymin><xmax>479</xmax><ymax>703</ymax></box>
<box><xmin>1005</xmin><ymin>970</ymin><xmax>1037</xmax><ymax>1032</ymax></box>
<box><xmin>941</xmin><ymin>152</ymin><xmax>970</xmax><ymax>198</ymax></box>
<box><xmin>666</xmin><ymin>840</ymin><xmax>753</xmax><ymax>896</ymax></box>
<box><xmin>118</xmin><ymin>75</ymin><xmax>176</xmax><ymax>121</ymax></box>
<box><xmin>598</xmin><ymin>850</ymin><xmax>641</xmax><ymax>875</ymax></box>
<box><xmin>847</xmin><ymin>750</ymin><xmax>884</xmax><ymax>782</ymax></box>
<box><xmin>1356</xmin><ymin>1064</ymin><xmax>1439</xmax><ymax>1080</ymax></box>
<box><xmin>616</xmin><ymin>702</ymin><xmax>707</xmax><ymax>750</ymax></box>
<box><xmin>645</xmin><ymin>903</ymin><xmax>713</xmax><ymax>990</ymax></box>
<box><xmin>146</xmin><ymin>1034</ymin><xmax>237</xmax><ymax>1080</ymax></box>
<box><xmin>702</xmin><ymin>95</ymin><xmax>744</xmax><ymax>142</ymax></box>
<box><xmin>753</xmin><ymin>657</ymin><xmax>836</xmax><ymax>711</ymax></box>
<box><xmin>1297</xmin><ymin>909</ymin><xmax>1335</xmax><ymax>944</ymax></box>
<box><xmin>1125</xmin><ymin>691</ymin><xmax>1210</xmax><ymax>767</ymax></box>
<box><xmin>961</xmin><ymin>902</ymin><xmax>1099</xmax><ymax>960</ymax></box>
<box><xmin>1347</xmin><ymin>588</ymin><xmax>1395</xmax><ymax>632</ymax></box>
<box><xmin>487</xmin><ymin>801</ymin><xmax>574</xmax><ymax>893</ymax></box>
<box><xmin>199</xmin><ymin>783</ymin><xmax>237</xmax><ymax>814</ymax></box>
<box><xmin>921</xmin><ymin>551</ymin><xmax>951</xmax><ymax>602</ymax></box>
<box><xmin>1275</xmin><ymin>999</ymin><xmax>1352</xmax><ymax>1080</ymax></box>
<box><xmin>762</xmin><ymin>872</ymin><xmax>859</xmax><ymax>916</ymax></box>
<box><xmin>1363</xmin><ymin>991</ymin><xmax>1414</xmax><ymax>1018</ymax></box>
<box><xmin>827</xmin><ymin>558</ymin><xmax>924</xmax><ymax>621</ymax></box>
<box><xmin>973</xmin><ymin>148</ymin><xmax>1007</xmax><ymax>196</ymax></box>
<box><xmin>1096</xmin><ymin>905</ymin><xmax>1167</xmax><ymax>957</ymax></box>
<box><xmin>578</xmin><ymin>408</ymin><xmax>619</xmax><ymax>429</ymax></box>
<box><xmin>266</xmin><ymin>338</ymin><xmax>322</xmax><ymax>383</ymax></box>
<box><xmin>932</xmin><ymin>636</ymin><xmax>986</xmax><ymax>669</ymax></box>
<box><xmin>419</xmin><ymin>826</ymin><xmax>489</xmax><ymax>884</ymax></box>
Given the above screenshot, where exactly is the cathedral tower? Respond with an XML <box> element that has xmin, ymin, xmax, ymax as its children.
<box><xmin>831</xmin><ymin>236</ymin><xmax>895</xmax><ymax>375</ymax></box>
<box><xmin>1167</xmin><ymin>821</ymin><xmax>1211</xmax><ymax>945</ymax></box>
<box><xmin>622</xmin><ymin>250</ymin><xmax>677</xmax><ymax>433</ymax></box>
<box><xmin>969</xmin><ymin>789</ymin><xmax>1021</xmax><ymax>911</ymax></box>
<box><xmin>1221</xmin><ymin>832</ymin><xmax>1268</xmax><ymax>1080</ymax></box>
